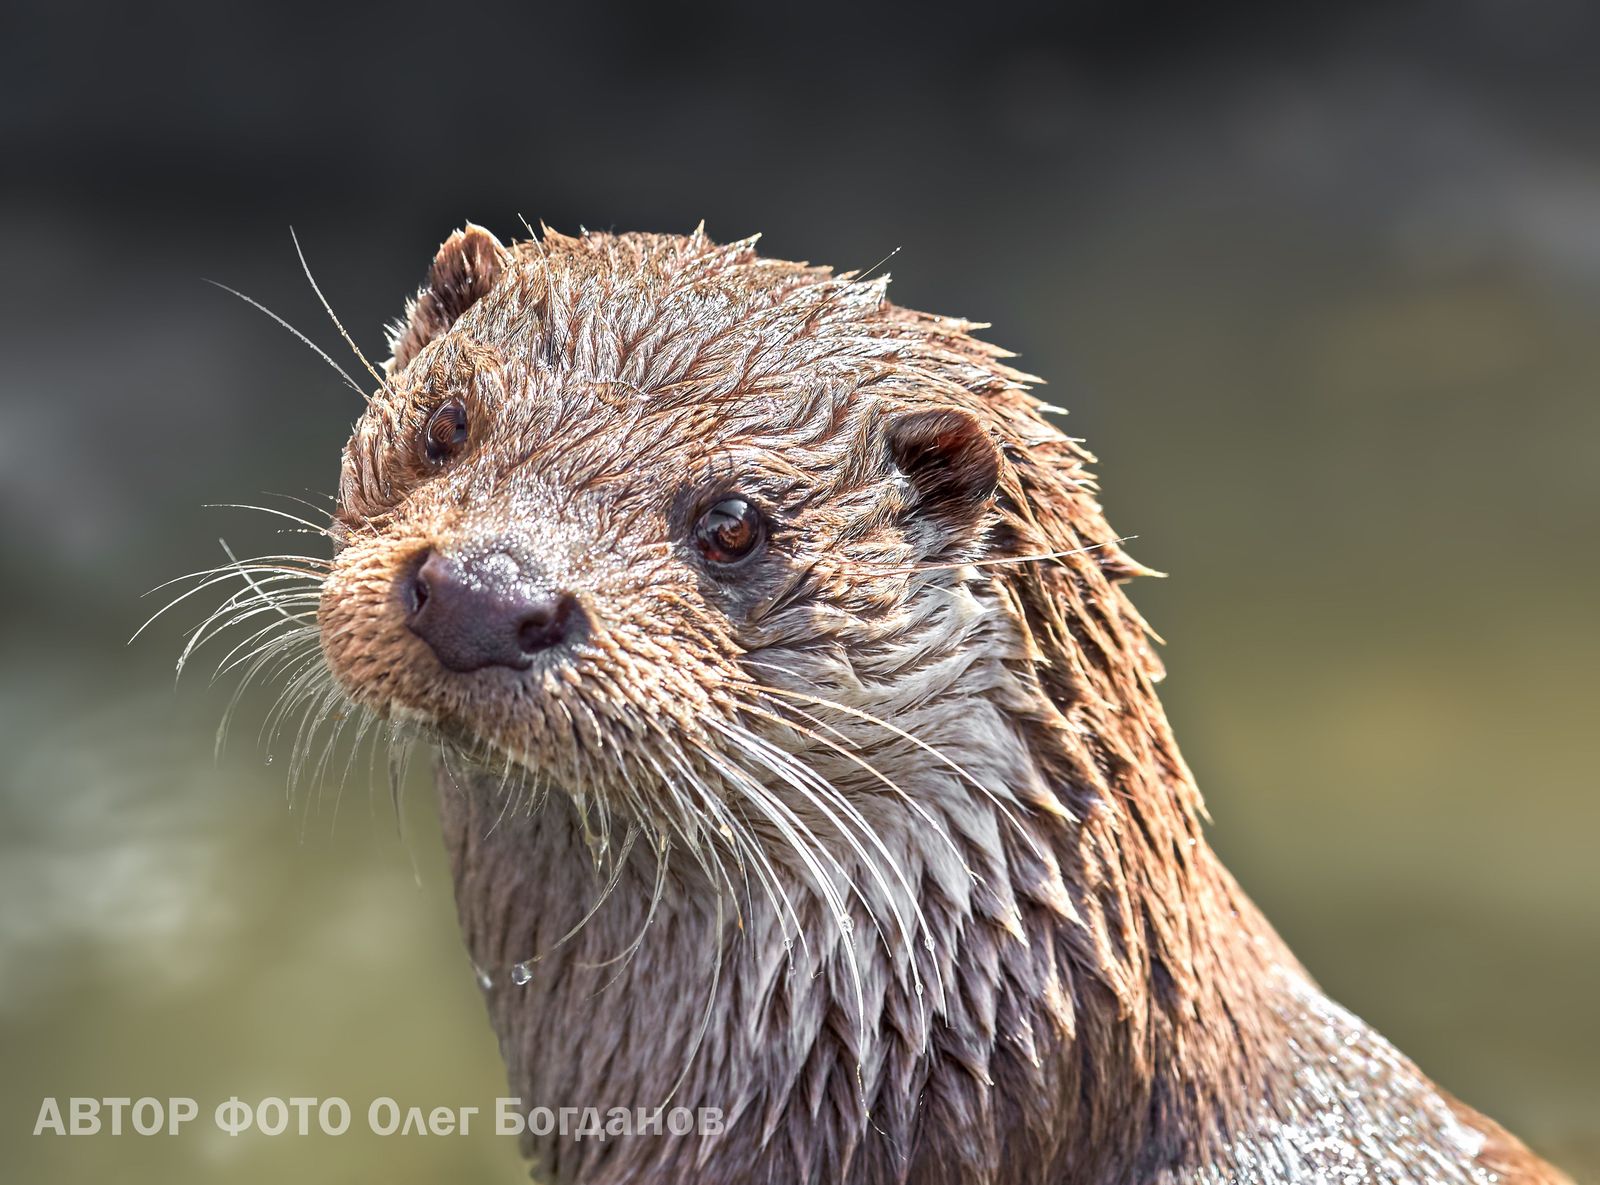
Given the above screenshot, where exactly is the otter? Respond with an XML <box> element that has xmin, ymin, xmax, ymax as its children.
<box><xmin>290</xmin><ymin>224</ymin><xmax>1568</xmax><ymax>1183</ymax></box>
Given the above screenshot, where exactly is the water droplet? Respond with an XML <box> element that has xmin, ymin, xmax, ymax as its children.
<box><xmin>473</xmin><ymin>963</ymin><xmax>492</xmax><ymax>990</ymax></box>
<box><xmin>510</xmin><ymin>960</ymin><xmax>533</xmax><ymax>986</ymax></box>
<box><xmin>264</xmin><ymin>754</ymin><xmax>275</xmax><ymax>765</ymax></box>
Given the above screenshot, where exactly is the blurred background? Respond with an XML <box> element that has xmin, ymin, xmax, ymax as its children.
<box><xmin>2</xmin><ymin>0</ymin><xmax>1597</xmax><ymax>1179</ymax></box>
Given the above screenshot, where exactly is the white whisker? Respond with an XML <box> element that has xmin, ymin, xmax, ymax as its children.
<box><xmin>204</xmin><ymin>277</ymin><xmax>365</xmax><ymax>396</ymax></box>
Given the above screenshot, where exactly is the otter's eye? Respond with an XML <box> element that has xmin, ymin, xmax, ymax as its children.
<box><xmin>693</xmin><ymin>497</ymin><xmax>764</xmax><ymax>566</ymax></box>
<box><xmin>422</xmin><ymin>399</ymin><xmax>469</xmax><ymax>464</ymax></box>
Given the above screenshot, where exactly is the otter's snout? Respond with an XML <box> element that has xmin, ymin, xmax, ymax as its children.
<box><xmin>403</xmin><ymin>550</ymin><xmax>582</xmax><ymax>673</ymax></box>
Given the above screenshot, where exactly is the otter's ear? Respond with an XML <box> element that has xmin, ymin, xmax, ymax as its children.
<box><xmin>886</xmin><ymin>407</ymin><xmax>1002</xmax><ymax>529</ymax></box>
<box><xmin>386</xmin><ymin>224</ymin><xmax>509</xmax><ymax>374</ymax></box>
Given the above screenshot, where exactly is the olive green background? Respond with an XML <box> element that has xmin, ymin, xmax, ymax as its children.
<box><xmin>2</xmin><ymin>2</ymin><xmax>1597</xmax><ymax>1180</ymax></box>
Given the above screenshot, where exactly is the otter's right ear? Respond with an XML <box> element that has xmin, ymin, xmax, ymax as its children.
<box><xmin>886</xmin><ymin>407</ymin><xmax>1003</xmax><ymax>532</ymax></box>
<box><xmin>386</xmin><ymin>224</ymin><xmax>509</xmax><ymax>374</ymax></box>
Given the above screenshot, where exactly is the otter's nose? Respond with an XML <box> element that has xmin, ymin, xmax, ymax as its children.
<box><xmin>403</xmin><ymin>550</ymin><xmax>581</xmax><ymax>673</ymax></box>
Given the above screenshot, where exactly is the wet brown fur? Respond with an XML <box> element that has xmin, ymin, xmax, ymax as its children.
<box><xmin>313</xmin><ymin>226</ymin><xmax>1569</xmax><ymax>1184</ymax></box>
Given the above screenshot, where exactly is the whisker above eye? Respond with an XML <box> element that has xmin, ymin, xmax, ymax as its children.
<box><xmin>289</xmin><ymin>227</ymin><xmax>396</xmax><ymax>400</ymax></box>
<box><xmin>203</xmin><ymin>277</ymin><xmax>366</xmax><ymax>397</ymax></box>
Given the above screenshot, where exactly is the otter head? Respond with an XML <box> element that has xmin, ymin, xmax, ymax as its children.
<box><xmin>318</xmin><ymin>225</ymin><xmax>1159</xmax><ymax>888</ymax></box>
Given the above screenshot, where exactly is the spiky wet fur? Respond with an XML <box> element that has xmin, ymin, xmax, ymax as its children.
<box><xmin>192</xmin><ymin>226</ymin><xmax>1566</xmax><ymax>1183</ymax></box>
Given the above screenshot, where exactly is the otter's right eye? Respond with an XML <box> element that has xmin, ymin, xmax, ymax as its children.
<box><xmin>422</xmin><ymin>399</ymin><xmax>469</xmax><ymax>465</ymax></box>
<box><xmin>693</xmin><ymin>497</ymin><xmax>765</xmax><ymax>567</ymax></box>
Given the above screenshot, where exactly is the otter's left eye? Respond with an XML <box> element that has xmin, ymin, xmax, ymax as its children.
<box><xmin>422</xmin><ymin>399</ymin><xmax>469</xmax><ymax>464</ymax></box>
<box><xmin>693</xmin><ymin>497</ymin><xmax>764</xmax><ymax>566</ymax></box>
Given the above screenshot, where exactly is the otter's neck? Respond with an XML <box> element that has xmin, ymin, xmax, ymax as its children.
<box><xmin>433</xmin><ymin>706</ymin><xmax>1481</xmax><ymax>1185</ymax></box>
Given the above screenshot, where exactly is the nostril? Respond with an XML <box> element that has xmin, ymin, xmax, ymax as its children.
<box><xmin>516</xmin><ymin>593</ymin><xmax>579</xmax><ymax>654</ymax></box>
<box><xmin>403</xmin><ymin>551</ymin><xmax>435</xmax><ymax>621</ymax></box>
<box><xmin>406</xmin><ymin>571</ymin><xmax>431</xmax><ymax>618</ymax></box>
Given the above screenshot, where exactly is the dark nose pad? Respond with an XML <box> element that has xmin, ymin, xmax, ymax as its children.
<box><xmin>403</xmin><ymin>550</ymin><xmax>581</xmax><ymax>673</ymax></box>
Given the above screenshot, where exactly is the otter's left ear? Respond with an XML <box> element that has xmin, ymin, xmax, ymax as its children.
<box><xmin>886</xmin><ymin>407</ymin><xmax>1003</xmax><ymax>529</ymax></box>
<box><xmin>386</xmin><ymin>224</ymin><xmax>509</xmax><ymax>374</ymax></box>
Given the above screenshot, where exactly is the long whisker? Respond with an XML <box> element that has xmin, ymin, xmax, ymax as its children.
<box><xmin>856</xmin><ymin>536</ymin><xmax>1134</xmax><ymax>576</ymax></box>
<box><xmin>523</xmin><ymin>825</ymin><xmax>641</xmax><ymax>967</ymax></box>
<box><xmin>204</xmin><ymin>278</ymin><xmax>365</xmax><ymax>396</ymax></box>
<box><xmin>139</xmin><ymin>553</ymin><xmax>331</xmax><ymax>597</ymax></box>
<box><xmin>692</xmin><ymin>741</ymin><xmax>868</xmax><ymax>1036</ymax></box>
<box><xmin>709</xmin><ymin>715</ymin><xmax>937</xmax><ymax>1016</ymax></box>
<box><xmin>206</xmin><ymin>502</ymin><xmax>337</xmax><ymax>539</ymax></box>
<box><xmin>735</xmin><ymin>694</ymin><xmax>964</xmax><ymax>869</ymax></box>
<box><xmin>847</xmin><ymin>244</ymin><xmax>901</xmax><ymax>286</ymax></box>
<box><xmin>290</xmin><ymin>227</ymin><xmax>393</xmax><ymax>397</ymax></box>
<box><xmin>171</xmin><ymin>562</ymin><xmax>322</xmax><ymax>676</ymax></box>
<box><xmin>651</xmin><ymin>732</ymin><xmax>801</xmax><ymax>955</ymax></box>
<box><xmin>734</xmin><ymin>671</ymin><xmax>1056</xmax><ymax>858</ymax></box>
<box><xmin>216</xmin><ymin>633</ymin><xmax>322</xmax><ymax>759</ymax></box>
<box><xmin>132</xmin><ymin>561</ymin><xmax>325</xmax><ymax>643</ymax></box>
<box><xmin>272</xmin><ymin>489</ymin><xmax>339</xmax><ymax>513</ymax></box>
<box><xmin>210</xmin><ymin>614</ymin><xmax>312</xmax><ymax>681</ymax></box>
<box><xmin>655</xmin><ymin>893</ymin><xmax>724</xmax><ymax>1112</ymax></box>
<box><xmin>648</xmin><ymin>755</ymin><xmax>742</xmax><ymax>909</ymax></box>
<box><xmin>181</xmin><ymin>593</ymin><xmax>319</xmax><ymax>677</ymax></box>
<box><xmin>707</xmin><ymin>715</ymin><xmax>921</xmax><ymax>958</ymax></box>
<box><xmin>218</xmin><ymin>538</ymin><xmax>303</xmax><ymax>623</ymax></box>
<box><xmin>581</xmin><ymin>831</ymin><xmax>671</xmax><ymax>978</ymax></box>
<box><xmin>328</xmin><ymin>710</ymin><xmax>383</xmax><ymax>831</ymax></box>
<box><xmin>261</xmin><ymin>651</ymin><xmax>335</xmax><ymax>753</ymax></box>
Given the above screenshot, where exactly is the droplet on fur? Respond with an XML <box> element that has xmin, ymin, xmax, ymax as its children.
<box><xmin>264</xmin><ymin>754</ymin><xmax>274</xmax><ymax>765</ymax></box>
<box><xmin>510</xmin><ymin>961</ymin><xmax>533</xmax><ymax>986</ymax></box>
<box><xmin>474</xmin><ymin>964</ymin><xmax>492</xmax><ymax>990</ymax></box>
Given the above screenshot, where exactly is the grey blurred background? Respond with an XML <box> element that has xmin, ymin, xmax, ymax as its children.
<box><xmin>2</xmin><ymin>1</ymin><xmax>1597</xmax><ymax>1180</ymax></box>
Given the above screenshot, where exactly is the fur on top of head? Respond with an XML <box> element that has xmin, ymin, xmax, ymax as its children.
<box><xmin>319</xmin><ymin>223</ymin><xmax>1181</xmax><ymax>868</ymax></box>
